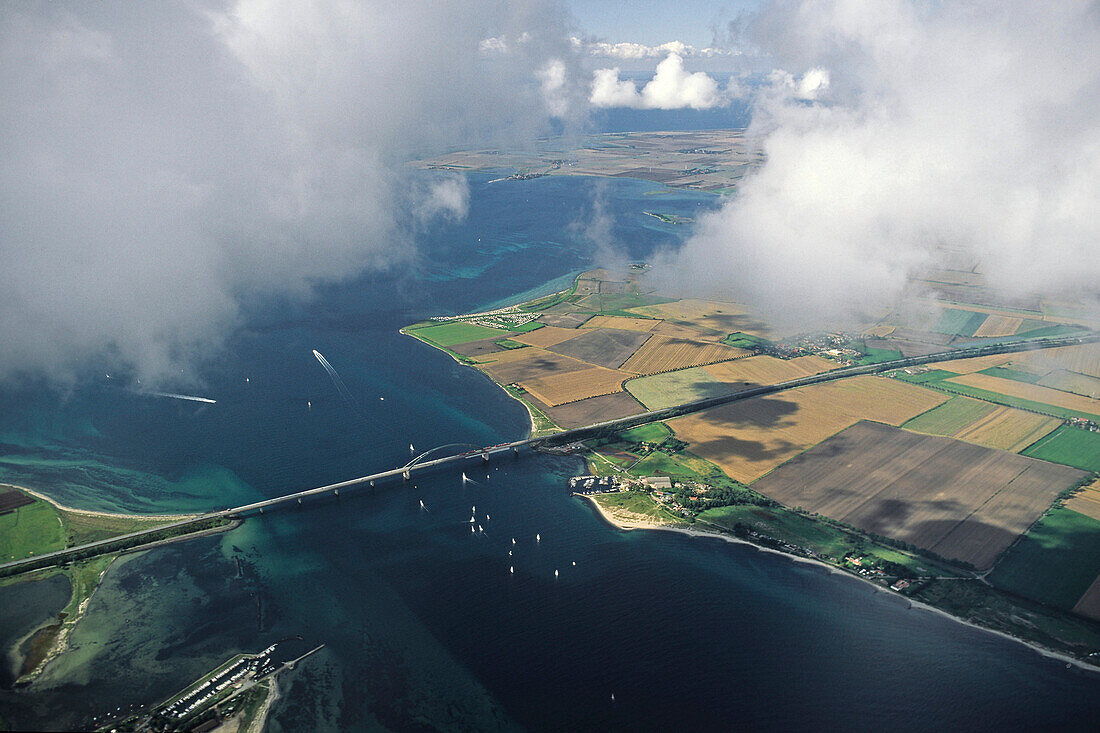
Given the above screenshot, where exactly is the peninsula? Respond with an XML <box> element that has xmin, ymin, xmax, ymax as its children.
<box><xmin>403</xmin><ymin>267</ymin><xmax>1100</xmax><ymax>666</ymax></box>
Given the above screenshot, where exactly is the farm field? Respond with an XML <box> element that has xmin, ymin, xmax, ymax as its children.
<box><xmin>624</xmin><ymin>367</ymin><xmax>733</xmax><ymax>410</ymax></box>
<box><xmin>987</xmin><ymin>507</ymin><xmax>1100</xmax><ymax>610</ymax></box>
<box><xmin>947</xmin><ymin>373</ymin><xmax>1100</xmax><ymax>417</ymax></box>
<box><xmin>928</xmin><ymin>342</ymin><xmax>1100</xmax><ymax>379</ymax></box>
<box><xmin>0</xmin><ymin>499</ymin><xmax>66</xmax><ymax>561</ymax></box>
<box><xmin>1038</xmin><ymin>369</ymin><xmax>1100</xmax><ymax>398</ymax></box>
<box><xmin>1065</xmin><ymin>480</ymin><xmax>1100</xmax><ymax>521</ymax></box>
<box><xmin>667</xmin><ymin>376</ymin><xmax>949</xmax><ymax>483</ymax></box>
<box><xmin>546</xmin><ymin>328</ymin><xmax>651</xmax><ymax>369</ymax></box>
<box><xmin>477</xmin><ymin>348</ymin><xmax>591</xmax><ymax>384</ymax></box>
<box><xmin>521</xmin><ymin>366</ymin><xmax>630</xmax><ymax>406</ymax></box>
<box><xmin>973</xmin><ymin>314</ymin><xmax>1024</xmax><ymax>337</ymax></box>
<box><xmin>902</xmin><ymin>397</ymin><xmax>995</xmax><ymax>435</ymax></box>
<box><xmin>1073</xmin><ymin>575</ymin><xmax>1100</xmax><ymax>621</ymax></box>
<box><xmin>542</xmin><ymin>391</ymin><xmax>645</xmax><ymax>429</ymax></box>
<box><xmin>627</xmin><ymin>298</ymin><xmax>770</xmax><ymax>338</ymax></box>
<box><xmin>1021</xmin><ymin>426</ymin><xmax>1100</xmax><ymax>472</ymax></box>
<box><xmin>903</xmin><ymin>397</ymin><xmax>1061</xmax><ymax>452</ymax></box>
<box><xmin>932</xmin><ymin>308</ymin><xmax>987</xmax><ymax>337</ymax></box>
<box><xmin>703</xmin><ymin>355</ymin><xmax>835</xmax><ymax>387</ymax></box>
<box><xmin>619</xmin><ymin>335</ymin><xmax>748</xmax><ymax>375</ymax></box>
<box><xmin>752</xmin><ymin>421</ymin><xmax>1087</xmax><ymax>569</ymax></box>
<box><xmin>512</xmin><ymin>325</ymin><xmax>587</xmax><ymax>348</ymax></box>
<box><xmin>580</xmin><ymin>315</ymin><xmax>659</xmax><ymax>332</ymax></box>
<box><xmin>407</xmin><ymin>322</ymin><xmax>511</xmax><ymax>347</ymax></box>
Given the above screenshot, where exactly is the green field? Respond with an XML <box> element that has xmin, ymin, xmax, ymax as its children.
<box><xmin>407</xmin><ymin>322</ymin><xmax>513</xmax><ymax>347</ymax></box>
<box><xmin>617</xmin><ymin>422</ymin><xmax>671</xmax><ymax>444</ymax></box>
<box><xmin>988</xmin><ymin>507</ymin><xmax>1100</xmax><ymax>609</ymax></box>
<box><xmin>1022</xmin><ymin>426</ymin><xmax>1100</xmax><ymax>472</ymax></box>
<box><xmin>508</xmin><ymin>322</ymin><xmax>545</xmax><ymax>333</ymax></box>
<box><xmin>722</xmin><ymin>332</ymin><xmax>770</xmax><ymax>349</ymax></box>
<box><xmin>0</xmin><ymin>501</ymin><xmax>66</xmax><ymax>561</ymax></box>
<box><xmin>624</xmin><ymin>367</ymin><xmax>732</xmax><ymax>410</ymax></box>
<box><xmin>699</xmin><ymin>505</ymin><xmax>960</xmax><ymax>575</ymax></box>
<box><xmin>592</xmin><ymin>492</ymin><xmax>684</xmax><ymax>523</ymax></box>
<box><xmin>933</xmin><ymin>308</ymin><xmax>987</xmax><ymax>337</ymax></box>
<box><xmin>855</xmin><ymin>344</ymin><xmax>903</xmax><ymax>365</ymax></box>
<box><xmin>896</xmin><ymin>370</ymin><xmax>1098</xmax><ymax>421</ymax></box>
<box><xmin>902</xmin><ymin>396</ymin><xmax>995</xmax><ymax>435</ymax></box>
<box><xmin>980</xmin><ymin>366</ymin><xmax>1044</xmax><ymax>384</ymax></box>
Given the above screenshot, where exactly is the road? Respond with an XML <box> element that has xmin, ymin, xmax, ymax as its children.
<box><xmin>2</xmin><ymin>331</ymin><xmax>1096</xmax><ymax>575</ymax></box>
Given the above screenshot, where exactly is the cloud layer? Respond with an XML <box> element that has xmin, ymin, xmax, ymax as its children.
<box><xmin>0</xmin><ymin>0</ymin><xmax>575</xmax><ymax>384</ymax></box>
<box><xmin>590</xmin><ymin>53</ymin><xmax>727</xmax><ymax>109</ymax></box>
<box><xmin>660</xmin><ymin>0</ymin><xmax>1100</xmax><ymax>329</ymax></box>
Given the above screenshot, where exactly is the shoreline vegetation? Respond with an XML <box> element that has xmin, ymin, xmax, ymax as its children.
<box><xmin>580</xmin><ymin>492</ymin><xmax>1100</xmax><ymax>673</ymax></box>
<box><xmin>402</xmin><ymin>269</ymin><xmax>1100</xmax><ymax>669</ymax></box>
<box><xmin>0</xmin><ymin>483</ymin><xmax>237</xmax><ymax>686</ymax></box>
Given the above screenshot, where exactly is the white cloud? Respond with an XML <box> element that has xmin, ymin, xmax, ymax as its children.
<box><xmin>0</xmin><ymin>0</ymin><xmax>577</xmax><ymax>384</ymax></box>
<box><xmin>414</xmin><ymin>176</ymin><xmax>470</xmax><ymax>223</ymax></box>
<box><xmin>590</xmin><ymin>53</ymin><xmax>727</xmax><ymax>109</ymax></box>
<box><xmin>658</xmin><ymin>1</ymin><xmax>1100</xmax><ymax>330</ymax></box>
<box><xmin>537</xmin><ymin>58</ymin><xmax>570</xmax><ymax>117</ymax></box>
<box><xmin>574</xmin><ymin>37</ymin><xmax>734</xmax><ymax>60</ymax></box>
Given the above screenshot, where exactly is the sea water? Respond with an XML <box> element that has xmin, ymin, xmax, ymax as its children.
<box><xmin>0</xmin><ymin>173</ymin><xmax>1097</xmax><ymax>730</ymax></box>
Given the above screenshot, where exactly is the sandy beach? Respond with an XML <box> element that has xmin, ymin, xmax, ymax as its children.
<box><xmin>580</xmin><ymin>493</ymin><xmax>1100</xmax><ymax>674</ymax></box>
<box><xmin>2</xmin><ymin>483</ymin><xmax>199</xmax><ymax>521</ymax></box>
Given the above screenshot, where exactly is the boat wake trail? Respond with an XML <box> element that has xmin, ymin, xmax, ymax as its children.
<box><xmin>313</xmin><ymin>350</ymin><xmax>353</xmax><ymax>402</ymax></box>
<box><xmin>145</xmin><ymin>391</ymin><xmax>217</xmax><ymax>404</ymax></box>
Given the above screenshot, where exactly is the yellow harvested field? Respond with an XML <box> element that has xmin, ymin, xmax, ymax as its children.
<box><xmin>580</xmin><ymin>315</ymin><xmax>660</xmax><ymax>332</ymax></box>
<box><xmin>650</xmin><ymin>320</ymin><xmax>713</xmax><ymax>340</ymax></box>
<box><xmin>520</xmin><ymin>367</ymin><xmax>630</xmax><ymax>406</ymax></box>
<box><xmin>511</xmin><ymin>325</ymin><xmax>586</xmax><ymax>348</ymax></box>
<box><xmin>952</xmin><ymin>406</ymin><xmax>1060</xmax><ymax>452</ymax></box>
<box><xmin>947</xmin><ymin>373</ymin><xmax>1100</xmax><ymax>416</ymax></box>
<box><xmin>703</xmin><ymin>355</ymin><xmax>835</xmax><ymax>386</ymax></box>
<box><xmin>477</xmin><ymin>348</ymin><xmax>591</xmax><ymax>384</ymax></box>
<box><xmin>620</xmin><ymin>335</ymin><xmax>749</xmax><ymax>375</ymax></box>
<box><xmin>1073</xmin><ymin>574</ymin><xmax>1100</xmax><ymax>622</ymax></box>
<box><xmin>863</xmin><ymin>325</ymin><xmax>895</xmax><ymax>338</ymax></box>
<box><xmin>930</xmin><ymin>343</ymin><xmax>1100</xmax><ymax>379</ymax></box>
<box><xmin>668</xmin><ymin>376</ymin><xmax>949</xmax><ymax>483</ymax></box>
<box><xmin>973</xmin><ymin>315</ymin><xmax>1023</xmax><ymax>338</ymax></box>
<box><xmin>1065</xmin><ymin>480</ymin><xmax>1100</xmax><ymax>522</ymax></box>
<box><xmin>627</xmin><ymin>299</ymin><xmax>769</xmax><ymax>337</ymax></box>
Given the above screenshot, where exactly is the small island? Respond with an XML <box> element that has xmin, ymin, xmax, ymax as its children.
<box><xmin>403</xmin><ymin>267</ymin><xmax>1100</xmax><ymax>668</ymax></box>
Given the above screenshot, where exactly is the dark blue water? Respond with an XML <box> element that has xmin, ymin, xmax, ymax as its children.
<box><xmin>0</xmin><ymin>173</ymin><xmax>1098</xmax><ymax>731</ymax></box>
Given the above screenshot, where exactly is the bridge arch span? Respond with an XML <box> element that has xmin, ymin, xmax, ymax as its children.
<box><xmin>404</xmin><ymin>443</ymin><xmax>482</xmax><ymax>468</ymax></box>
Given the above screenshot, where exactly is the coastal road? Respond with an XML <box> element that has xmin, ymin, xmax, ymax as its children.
<box><xmin>2</xmin><ymin>331</ymin><xmax>1097</xmax><ymax>576</ymax></box>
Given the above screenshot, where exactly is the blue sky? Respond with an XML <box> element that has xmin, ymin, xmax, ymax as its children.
<box><xmin>570</xmin><ymin>0</ymin><xmax>761</xmax><ymax>48</ymax></box>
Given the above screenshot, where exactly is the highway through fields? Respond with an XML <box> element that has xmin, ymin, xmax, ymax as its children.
<box><xmin>2</xmin><ymin>331</ymin><xmax>1097</xmax><ymax>576</ymax></box>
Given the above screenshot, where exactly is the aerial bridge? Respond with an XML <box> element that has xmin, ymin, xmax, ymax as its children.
<box><xmin>3</xmin><ymin>331</ymin><xmax>1098</xmax><ymax>576</ymax></box>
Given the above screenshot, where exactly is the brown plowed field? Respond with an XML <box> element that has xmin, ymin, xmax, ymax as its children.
<box><xmin>1072</xmin><ymin>574</ymin><xmax>1100</xmax><ymax>622</ymax></box>
<box><xmin>973</xmin><ymin>315</ymin><xmax>1023</xmax><ymax>337</ymax></box>
<box><xmin>581</xmin><ymin>315</ymin><xmax>660</xmax><ymax>332</ymax></box>
<box><xmin>1065</xmin><ymin>480</ymin><xmax>1100</xmax><ymax>521</ymax></box>
<box><xmin>952</xmin><ymin>406</ymin><xmax>1061</xmax><ymax>452</ymax></box>
<box><xmin>947</xmin><ymin>373</ymin><xmax>1100</xmax><ymax>416</ymax></box>
<box><xmin>547</xmin><ymin>328</ymin><xmax>651</xmax><ymax>369</ymax></box>
<box><xmin>521</xmin><ymin>367</ymin><xmax>631</xmax><ymax>406</ymax></box>
<box><xmin>753</xmin><ymin>421</ymin><xmax>1086</xmax><ymax>569</ymax></box>
<box><xmin>628</xmin><ymin>299</ymin><xmax>770</xmax><ymax>337</ymax></box>
<box><xmin>512</xmin><ymin>325</ymin><xmax>586</xmax><ymax>348</ymax></box>
<box><xmin>620</xmin><ymin>335</ymin><xmax>748</xmax><ymax>375</ymax></box>
<box><xmin>477</xmin><ymin>348</ymin><xmax>591</xmax><ymax>384</ymax></box>
<box><xmin>703</xmin><ymin>355</ymin><xmax>834</xmax><ymax>386</ymax></box>
<box><xmin>543</xmin><ymin>391</ymin><xmax>646</xmax><ymax>429</ymax></box>
<box><xmin>1037</xmin><ymin>370</ymin><xmax>1100</xmax><ymax>398</ymax></box>
<box><xmin>667</xmin><ymin>376</ymin><xmax>948</xmax><ymax>483</ymax></box>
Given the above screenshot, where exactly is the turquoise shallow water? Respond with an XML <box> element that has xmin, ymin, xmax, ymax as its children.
<box><xmin>0</xmin><ymin>173</ymin><xmax>1098</xmax><ymax>731</ymax></box>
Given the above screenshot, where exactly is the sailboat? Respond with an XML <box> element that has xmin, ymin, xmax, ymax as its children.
<box><xmin>509</xmin><ymin>566</ymin><xmax>514</xmax><ymax>574</ymax></box>
<box><xmin>536</xmin><ymin>533</ymin><xmax>540</xmax><ymax>543</ymax></box>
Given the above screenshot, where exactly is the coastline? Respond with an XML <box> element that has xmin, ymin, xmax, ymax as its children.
<box><xmin>1</xmin><ymin>483</ymin><xmax>199</xmax><ymax>521</ymax></box>
<box><xmin>580</xmin><ymin>493</ymin><xmax>1100</xmax><ymax>675</ymax></box>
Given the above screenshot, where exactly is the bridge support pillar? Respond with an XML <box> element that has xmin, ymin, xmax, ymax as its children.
<box><xmin>402</xmin><ymin>470</ymin><xmax>410</xmax><ymax>481</ymax></box>
<box><xmin>512</xmin><ymin>446</ymin><xmax>519</xmax><ymax>456</ymax></box>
